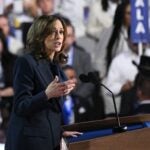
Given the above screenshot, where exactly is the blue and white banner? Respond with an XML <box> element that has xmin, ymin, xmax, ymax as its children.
<box><xmin>131</xmin><ymin>0</ymin><xmax>149</xmax><ymax>43</ymax></box>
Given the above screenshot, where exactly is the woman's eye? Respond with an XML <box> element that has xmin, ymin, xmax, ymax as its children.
<box><xmin>51</xmin><ymin>30</ymin><xmax>56</xmax><ymax>34</ymax></box>
<box><xmin>59</xmin><ymin>30</ymin><xmax>64</xmax><ymax>34</ymax></box>
<box><xmin>51</xmin><ymin>30</ymin><xmax>64</xmax><ymax>35</ymax></box>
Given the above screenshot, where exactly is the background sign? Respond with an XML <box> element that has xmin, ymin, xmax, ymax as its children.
<box><xmin>131</xmin><ymin>0</ymin><xmax>150</xmax><ymax>43</ymax></box>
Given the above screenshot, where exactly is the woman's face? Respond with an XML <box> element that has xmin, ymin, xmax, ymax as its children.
<box><xmin>44</xmin><ymin>19</ymin><xmax>64</xmax><ymax>56</ymax></box>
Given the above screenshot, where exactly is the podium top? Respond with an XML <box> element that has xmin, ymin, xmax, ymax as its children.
<box><xmin>63</xmin><ymin>114</ymin><xmax>150</xmax><ymax>131</ymax></box>
<box><xmin>68</xmin><ymin>128</ymin><xmax>150</xmax><ymax>150</ymax></box>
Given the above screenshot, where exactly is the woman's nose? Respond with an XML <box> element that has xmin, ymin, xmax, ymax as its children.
<box><xmin>55</xmin><ymin>31</ymin><xmax>61</xmax><ymax>39</ymax></box>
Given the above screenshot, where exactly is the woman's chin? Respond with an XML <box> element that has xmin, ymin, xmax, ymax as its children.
<box><xmin>54</xmin><ymin>48</ymin><xmax>62</xmax><ymax>52</ymax></box>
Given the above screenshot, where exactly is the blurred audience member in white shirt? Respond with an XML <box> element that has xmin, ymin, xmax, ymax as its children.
<box><xmin>103</xmin><ymin>38</ymin><xmax>141</xmax><ymax>115</ymax></box>
<box><xmin>87</xmin><ymin>0</ymin><xmax>120</xmax><ymax>38</ymax></box>
<box><xmin>94</xmin><ymin>0</ymin><xmax>131</xmax><ymax>78</ymax></box>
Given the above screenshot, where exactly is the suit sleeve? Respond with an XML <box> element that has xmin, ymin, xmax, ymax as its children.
<box><xmin>82</xmin><ymin>51</ymin><xmax>93</xmax><ymax>73</ymax></box>
<box><xmin>13</xmin><ymin>57</ymin><xmax>49</xmax><ymax>117</ymax></box>
<box><xmin>74</xmin><ymin>51</ymin><xmax>95</xmax><ymax>99</ymax></box>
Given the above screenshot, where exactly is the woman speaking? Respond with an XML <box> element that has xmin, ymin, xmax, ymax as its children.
<box><xmin>5</xmin><ymin>15</ymin><xmax>77</xmax><ymax>150</ymax></box>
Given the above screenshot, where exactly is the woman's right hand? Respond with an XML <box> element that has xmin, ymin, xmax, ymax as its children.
<box><xmin>45</xmin><ymin>76</ymin><xmax>76</xmax><ymax>100</ymax></box>
<box><xmin>45</xmin><ymin>76</ymin><xmax>67</xmax><ymax>99</ymax></box>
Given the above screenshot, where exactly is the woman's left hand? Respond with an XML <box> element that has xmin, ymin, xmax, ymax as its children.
<box><xmin>63</xmin><ymin>131</ymin><xmax>83</xmax><ymax>138</ymax></box>
<box><xmin>63</xmin><ymin>79</ymin><xmax>77</xmax><ymax>95</ymax></box>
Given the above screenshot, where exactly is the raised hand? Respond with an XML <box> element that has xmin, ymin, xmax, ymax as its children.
<box><xmin>45</xmin><ymin>76</ymin><xmax>76</xmax><ymax>100</ymax></box>
<box><xmin>63</xmin><ymin>78</ymin><xmax>77</xmax><ymax>95</ymax></box>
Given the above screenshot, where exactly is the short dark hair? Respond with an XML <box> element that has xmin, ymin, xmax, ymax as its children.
<box><xmin>62</xmin><ymin>65</ymin><xmax>75</xmax><ymax>71</ymax></box>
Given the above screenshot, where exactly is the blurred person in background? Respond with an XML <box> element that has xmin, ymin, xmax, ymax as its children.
<box><xmin>87</xmin><ymin>0</ymin><xmax>120</xmax><ymax>38</ymax></box>
<box><xmin>105</xmin><ymin>0</ymin><xmax>131</xmax><ymax>71</ymax></box>
<box><xmin>23</xmin><ymin>0</ymin><xmax>39</xmax><ymax>18</ymax></box>
<box><xmin>63</xmin><ymin>17</ymin><xmax>94</xmax><ymax>78</ymax></box>
<box><xmin>16</xmin><ymin>0</ymin><xmax>39</xmax><ymax>23</ymax></box>
<box><xmin>136</xmin><ymin>75</ymin><xmax>150</xmax><ymax>114</ymax></box>
<box><xmin>77</xmin><ymin>0</ymin><xmax>120</xmax><ymax>64</ymax></box>
<box><xmin>103</xmin><ymin>36</ymin><xmax>147</xmax><ymax>116</ymax></box>
<box><xmin>0</xmin><ymin>29</ymin><xmax>17</xmax><ymax>131</ymax></box>
<box><xmin>57</xmin><ymin>0</ymin><xmax>97</xmax><ymax>64</ymax></box>
<box><xmin>18</xmin><ymin>0</ymin><xmax>39</xmax><ymax>48</ymax></box>
<box><xmin>57</xmin><ymin>0</ymin><xmax>93</xmax><ymax>37</ymax></box>
<box><xmin>20</xmin><ymin>0</ymin><xmax>57</xmax><ymax>48</ymax></box>
<box><xmin>62</xmin><ymin>65</ymin><xmax>103</xmax><ymax>124</ymax></box>
<box><xmin>0</xmin><ymin>15</ymin><xmax>24</xmax><ymax>55</ymax></box>
<box><xmin>36</xmin><ymin>0</ymin><xmax>55</xmax><ymax>16</ymax></box>
<box><xmin>105</xmin><ymin>38</ymin><xmax>140</xmax><ymax>96</ymax></box>
<box><xmin>3</xmin><ymin>0</ymin><xmax>14</xmax><ymax>26</ymax></box>
<box><xmin>2</xmin><ymin>0</ymin><xmax>39</xmax><ymax>50</ymax></box>
<box><xmin>62</xmin><ymin>65</ymin><xmax>76</xmax><ymax>125</ymax></box>
<box><xmin>62</xmin><ymin>16</ymin><xmax>104</xmax><ymax>122</ymax></box>
<box><xmin>94</xmin><ymin>0</ymin><xmax>131</xmax><ymax>78</ymax></box>
<box><xmin>134</xmin><ymin>56</ymin><xmax>150</xmax><ymax>114</ymax></box>
<box><xmin>119</xmin><ymin>55</ymin><xmax>150</xmax><ymax>116</ymax></box>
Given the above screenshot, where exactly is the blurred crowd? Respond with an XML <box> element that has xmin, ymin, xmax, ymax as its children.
<box><xmin>0</xmin><ymin>0</ymin><xmax>150</xmax><ymax>143</ymax></box>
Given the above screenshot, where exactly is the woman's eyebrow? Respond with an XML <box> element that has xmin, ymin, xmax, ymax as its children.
<box><xmin>51</xmin><ymin>27</ymin><xmax>64</xmax><ymax>30</ymax></box>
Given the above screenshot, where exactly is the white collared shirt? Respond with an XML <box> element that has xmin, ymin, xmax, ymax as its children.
<box><xmin>66</xmin><ymin>47</ymin><xmax>74</xmax><ymax>66</ymax></box>
<box><xmin>104</xmin><ymin>50</ymin><xmax>140</xmax><ymax>95</ymax></box>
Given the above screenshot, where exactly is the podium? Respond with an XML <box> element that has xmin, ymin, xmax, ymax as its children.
<box><xmin>62</xmin><ymin>114</ymin><xmax>150</xmax><ymax>150</ymax></box>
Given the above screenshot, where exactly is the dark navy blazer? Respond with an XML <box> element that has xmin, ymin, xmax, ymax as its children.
<box><xmin>5</xmin><ymin>53</ymin><xmax>66</xmax><ymax>150</ymax></box>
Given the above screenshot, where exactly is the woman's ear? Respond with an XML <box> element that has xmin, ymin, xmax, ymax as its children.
<box><xmin>44</xmin><ymin>36</ymin><xmax>48</xmax><ymax>47</ymax></box>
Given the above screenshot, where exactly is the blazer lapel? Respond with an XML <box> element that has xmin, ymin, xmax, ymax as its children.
<box><xmin>36</xmin><ymin>59</ymin><xmax>64</xmax><ymax>112</ymax></box>
<box><xmin>36</xmin><ymin>59</ymin><xmax>53</xmax><ymax>87</ymax></box>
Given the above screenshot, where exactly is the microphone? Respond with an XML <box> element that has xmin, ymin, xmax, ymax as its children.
<box><xmin>79</xmin><ymin>72</ymin><xmax>127</xmax><ymax>133</ymax></box>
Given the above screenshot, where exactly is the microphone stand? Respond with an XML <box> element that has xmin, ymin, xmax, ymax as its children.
<box><xmin>99</xmin><ymin>83</ymin><xmax>128</xmax><ymax>133</ymax></box>
<box><xmin>79</xmin><ymin>72</ymin><xmax>128</xmax><ymax>133</ymax></box>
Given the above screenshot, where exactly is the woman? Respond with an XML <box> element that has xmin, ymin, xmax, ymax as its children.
<box><xmin>94</xmin><ymin>0</ymin><xmax>130</xmax><ymax>78</ymax></box>
<box><xmin>0</xmin><ymin>29</ymin><xmax>17</xmax><ymax>130</ymax></box>
<box><xmin>5</xmin><ymin>15</ymin><xmax>78</xmax><ymax>150</ymax></box>
<box><xmin>106</xmin><ymin>0</ymin><xmax>130</xmax><ymax>71</ymax></box>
